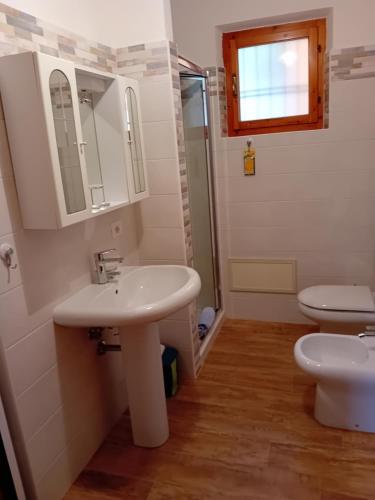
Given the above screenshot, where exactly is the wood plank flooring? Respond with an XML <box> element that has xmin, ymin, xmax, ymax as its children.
<box><xmin>64</xmin><ymin>319</ymin><xmax>375</xmax><ymax>500</ymax></box>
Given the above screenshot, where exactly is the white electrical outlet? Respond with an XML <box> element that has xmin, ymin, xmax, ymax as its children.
<box><xmin>111</xmin><ymin>220</ymin><xmax>123</xmax><ymax>239</ymax></box>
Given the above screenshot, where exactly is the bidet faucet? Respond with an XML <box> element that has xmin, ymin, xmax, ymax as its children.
<box><xmin>358</xmin><ymin>326</ymin><xmax>375</xmax><ymax>338</ymax></box>
<box><xmin>93</xmin><ymin>248</ymin><xmax>124</xmax><ymax>284</ymax></box>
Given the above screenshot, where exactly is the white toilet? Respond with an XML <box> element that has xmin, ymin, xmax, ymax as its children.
<box><xmin>294</xmin><ymin>332</ymin><xmax>375</xmax><ymax>432</ymax></box>
<box><xmin>298</xmin><ymin>285</ymin><xmax>375</xmax><ymax>333</ymax></box>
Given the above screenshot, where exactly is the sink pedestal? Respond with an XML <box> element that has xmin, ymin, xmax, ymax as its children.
<box><xmin>120</xmin><ymin>323</ymin><xmax>169</xmax><ymax>447</ymax></box>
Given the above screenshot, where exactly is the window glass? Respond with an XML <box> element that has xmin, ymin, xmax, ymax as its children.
<box><xmin>238</xmin><ymin>38</ymin><xmax>309</xmax><ymax>121</ymax></box>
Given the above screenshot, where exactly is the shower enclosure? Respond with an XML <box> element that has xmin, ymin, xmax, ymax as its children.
<box><xmin>179</xmin><ymin>58</ymin><xmax>221</xmax><ymax>343</ymax></box>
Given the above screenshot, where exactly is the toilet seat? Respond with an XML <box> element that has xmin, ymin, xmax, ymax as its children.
<box><xmin>297</xmin><ymin>285</ymin><xmax>375</xmax><ymax>326</ymax></box>
<box><xmin>298</xmin><ymin>285</ymin><xmax>375</xmax><ymax>312</ymax></box>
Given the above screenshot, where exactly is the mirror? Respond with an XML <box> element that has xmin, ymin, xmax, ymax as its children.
<box><xmin>49</xmin><ymin>70</ymin><xmax>86</xmax><ymax>214</ymax></box>
<box><xmin>78</xmin><ymin>90</ymin><xmax>106</xmax><ymax>208</ymax></box>
<box><xmin>125</xmin><ymin>87</ymin><xmax>146</xmax><ymax>194</ymax></box>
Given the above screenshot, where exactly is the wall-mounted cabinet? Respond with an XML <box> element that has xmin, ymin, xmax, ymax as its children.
<box><xmin>0</xmin><ymin>51</ymin><xmax>148</xmax><ymax>229</ymax></box>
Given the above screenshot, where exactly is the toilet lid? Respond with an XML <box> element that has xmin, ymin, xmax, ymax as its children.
<box><xmin>298</xmin><ymin>285</ymin><xmax>375</xmax><ymax>312</ymax></box>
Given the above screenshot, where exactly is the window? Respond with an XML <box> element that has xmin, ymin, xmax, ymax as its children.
<box><xmin>223</xmin><ymin>19</ymin><xmax>326</xmax><ymax>136</ymax></box>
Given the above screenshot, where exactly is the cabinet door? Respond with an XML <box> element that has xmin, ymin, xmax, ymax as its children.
<box><xmin>118</xmin><ymin>76</ymin><xmax>149</xmax><ymax>203</ymax></box>
<box><xmin>34</xmin><ymin>52</ymin><xmax>91</xmax><ymax>226</ymax></box>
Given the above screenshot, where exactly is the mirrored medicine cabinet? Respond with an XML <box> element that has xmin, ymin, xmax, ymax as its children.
<box><xmin>0</xmin><ymin>51</ymin><xmax>148</xmax><ymax>229</ymax></box>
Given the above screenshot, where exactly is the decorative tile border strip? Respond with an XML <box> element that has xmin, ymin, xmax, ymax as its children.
<box><xmin>331</xmin><ymin>45</ymin><xmax>375</xmax><ymax>80</ymax></box>
<box><xmin>116</xmin><ymin>41</ymin><xmax>169</xmax><ymax>79</ymax></box>
<box><xmin>206</xmin><ymin>66</ymin><xmax>217</xmax><ymax>96</ymax></box>
<box><xmin>217</xmin><ymin>67</ymin><xmax>228</xmax><ymax>136</ymax></box>
<box><xmin>169</xmin><ymin>41</ymin><xmax>200</xmax><ymax>366</ymax></box>
<box><xmin>0</xmin><ymin>2</ymin><xmax>116</xmax><ymax>72</ymax></box>
<box><xmin>206</xmin><ymin>66</ymin><xmax>228</xmax><ymax>137</ymax></box>
<box><xmin>169</xmin><ymin>41</ymin><xmax>193</xmax><ymax>268</ymax></box>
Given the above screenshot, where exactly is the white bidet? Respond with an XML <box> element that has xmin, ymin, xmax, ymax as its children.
<box><xmin>294</xmin><ymin>333</ymin><xmax>375</xmax><ymax>433</ymax></box>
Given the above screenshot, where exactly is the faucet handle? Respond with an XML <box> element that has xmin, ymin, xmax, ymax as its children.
<box><xmin>95</xmin><ymin>249</ymin><xmax>124</xmax><ymax>264</ymax></box>
<box><xmin>96</xmin><ymin>248</ymin><xmax>118</xmax><ymax>261</ymax></box>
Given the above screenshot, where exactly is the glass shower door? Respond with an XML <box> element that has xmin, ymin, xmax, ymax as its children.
<box><xmin>180</xmin><ymin>75</ymin><xmax>219</xmax><ymax>313</ymax></box>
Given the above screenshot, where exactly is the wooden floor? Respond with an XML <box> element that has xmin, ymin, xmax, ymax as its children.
<box><xmin>64</xmin><ymin>319</ymin><xmax>375</xmax><ymax>500</ymax></box>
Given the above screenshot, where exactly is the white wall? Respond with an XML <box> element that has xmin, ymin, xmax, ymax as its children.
<box><xmin>171</xmin><ymin>0</ymin><xmax>375</xmax><ymax>67</ymax></box>
<box><xmin>172</xmin><ymin>0</ymin><xmax>375</xmax><ymax>323</ymax></box>
<box><xmin>5</xmin><ymin>0</ymin><xmax>173</xmax><ymax>47</ymax></box>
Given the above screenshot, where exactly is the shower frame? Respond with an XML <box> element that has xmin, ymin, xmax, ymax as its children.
<box><xmin>178</xmin><ymin>55</ymin><xmax>222</xmax><ymax>314</ymax></box>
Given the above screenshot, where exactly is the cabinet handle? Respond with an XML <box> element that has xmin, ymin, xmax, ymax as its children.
<box><xmin>79</xmin><ymin>141</ymin><xmax>87</xmax><ymax>154</ymax></box>
<box><xmin>73</xmin><ymin>141</ymin><xmax>88</xmax><ymax>154</ymax></box>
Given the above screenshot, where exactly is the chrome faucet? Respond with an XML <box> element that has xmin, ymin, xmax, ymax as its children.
<box><xmin>358</xmin><ymin>326</ymin><xmax>375</xmax><ymax>338</ymax></box>
<box><xmin>93</xmin><ymin>248</ymin><xmax>124</xmax><ymax>284</ymax></box>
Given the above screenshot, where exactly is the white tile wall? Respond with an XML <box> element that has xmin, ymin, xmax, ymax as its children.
<box><xmin>16</xmin><ymin>365</ymin><xmax>61</xmax><ymax>440</ymax></box>
<box><xmin>211</xmin><ymin>73</ymin><xmax>375</xmax><ymax>323</ymax></box>
<box><xmin>138</xmin><ymin>227</ymin><xmax>186</xmax><ymax>260</ymax></box>
<box><xmin>143</xmin><ymin>121</ymin><xmax>177</xmax><ymax>160</ymax></box>
<box><xmin>34</xmin><ymin>390</ymin><xmax>121</xmax><ymax>500</ymax></box>
<box><xmin>139</xmin><ymin>78</ymin><xmax>174</xmax><ymax>122</ymax></box>
<box><xmin>229</xmin><ymin>291</ymin><xmax>310</xmax><ymax>324</ymax></box>
<box><xmin>209</xmin><ymin>102</ymin><xmax>231</xmax><ymax>314</ymax></box>
<box><xmin>27</xmin><ymin>409</ymin><xmax>71</xmax><ymax>483</ymax></box>
<box><xmin>139</xmin><ymin>194</ymin><xmax>183</xmax><ymax>228</ymax></box>
<box><xmin>146</xmin><ymin>159</ymin><xmax>181</xmax><ymax>195</ymax></box>
<box><xmin>0</xmin><ymin>286</ymin><xmax>52</xmax><ymax>348</ymax></box>
<box><xmin>7</xmin><ymin>321</ymin><xmax>57</xmax><ymax>396</ymax></box>
<box><xmin>226</xmin><ymin>140</ymin><xmax>375</xmax><ymax>176</ymax></box>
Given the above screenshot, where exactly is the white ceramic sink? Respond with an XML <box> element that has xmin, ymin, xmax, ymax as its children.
<box><xmin>53</xmin><ymin>265</ymin><xmax>201</xmax><ymax>449</ymax></box>
<box><xmin>54</xmin><ymin>265</ymin><xmax>201</xmax><ymax>327</ymax></box>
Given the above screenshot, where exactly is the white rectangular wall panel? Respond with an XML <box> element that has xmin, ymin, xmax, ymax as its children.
<box><xmin>229</xmin><ymin>259</ymin><xmax>297</xmax><ymax>294</ymax></box>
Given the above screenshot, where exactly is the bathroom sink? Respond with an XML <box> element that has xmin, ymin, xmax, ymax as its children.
<box><xmin>53</xmin><ymin>265</ymin><xmax>201</xmax><ymax>327</ymax></box>
<box><xmin>53</xmin><ymin>265</ymin><xmax>201</xmax><ymax>449</ymax></box>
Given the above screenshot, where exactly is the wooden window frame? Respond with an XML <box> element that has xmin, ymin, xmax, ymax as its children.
<box><xmin>223</xmin><ymin>19</ymin><xmax>326</xmax><ymax>136</ymax></box>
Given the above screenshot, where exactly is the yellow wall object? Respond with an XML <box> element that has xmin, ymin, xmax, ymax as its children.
<box><xmin>244</xmin><ymin>146</ymin><xmax>255</xmax><ymax>175</ymax></box>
